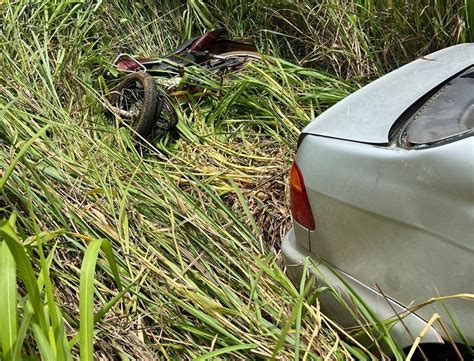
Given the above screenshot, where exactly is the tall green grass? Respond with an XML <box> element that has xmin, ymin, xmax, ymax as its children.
<box><xmin>162</xmin><ymin>0</ymin><xmax>470</xmax><ymax>79</ymax></box>
<box><xmin>0</xmin><ymin>0</ymin><xmax>471</xmax><ymax>359</ymax></box>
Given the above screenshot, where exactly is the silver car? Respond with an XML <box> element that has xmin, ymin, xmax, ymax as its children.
<box><xmin>282</xmin><ymin>44</ymin><xmax>473</xmax><ymax>357</ymax></box>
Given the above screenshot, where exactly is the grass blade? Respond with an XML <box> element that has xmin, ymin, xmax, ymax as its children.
<box><xmin>32</xmin><ymin>323</ymin><xmax>56</xmax><ymax>361</ymax></box>
<box><xmin>11</xmin><ymin>301</ymin><xmax>33</xmax><ymax>361</ymax></box>
<box><xmin>100</xmin><ymin>239</ymin><xmax>122</xmax><ymax>291</ymax></box>
<box><xmin>0</xmin><ymin>219</ymin><xmax>48</xmax><ymax>334</ymax></box>
<box><xmin>0</xmin><ymin>242</ymin><xmax>18</xmax><ymax>360</ymax></box>
<box><xmin>194</xmin><ymin>343</ymin><xmax>257</xmax><ymax>360</ymax></box>
<box><xmin>79</xmin><ymin>239</ymin><xmax>103</xmax><ymax>361</ymax></box>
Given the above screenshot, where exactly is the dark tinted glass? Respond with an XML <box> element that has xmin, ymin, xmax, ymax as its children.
<box><xmin>406</xmin><ymin>67</ymin><xmax>474</xmax><ymax>145</ymax></box>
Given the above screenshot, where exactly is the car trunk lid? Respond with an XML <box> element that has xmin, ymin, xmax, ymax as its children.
<box><xmin>302</xmin><ymin>44</ymin><xmax>474</xmax><ymax>144</ymax></box>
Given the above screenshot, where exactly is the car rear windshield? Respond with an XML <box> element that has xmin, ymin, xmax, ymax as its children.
<box><xmin>405</xmin><ymin>67</ymin><xmax>474</xmax><ymax>145</ymax></box>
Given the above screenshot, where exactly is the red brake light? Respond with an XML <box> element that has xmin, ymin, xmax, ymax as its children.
<box><xmin>290</xmin><ymin>162</ymin><xmax>315</xmax><ymax>230</ymax></box>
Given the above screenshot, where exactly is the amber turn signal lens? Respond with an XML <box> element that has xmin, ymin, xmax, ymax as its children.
<box><xmin>290</xmin><ymin>162</ymin><xmax>315</xmax><ymax>230</ymax></box>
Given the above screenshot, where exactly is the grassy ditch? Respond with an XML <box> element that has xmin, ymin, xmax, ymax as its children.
<box><xmin>0</xmin><ymin>0</ymin><xmax>471</xmax><ymax>359</ymax></box>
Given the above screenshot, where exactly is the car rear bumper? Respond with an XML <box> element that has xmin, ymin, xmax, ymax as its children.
<box><xmin>281</xmin><ymin>227</ymin><xmax>444</xmax><ymax>350</ymax></box>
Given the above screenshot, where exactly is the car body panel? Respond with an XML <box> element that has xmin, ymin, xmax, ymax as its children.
<box><xmin>298</xmin><ymin>136</ymin><xmax>473</xmax><ymax>248</ymax></box>
<box><xmin>282</xmin><ymin>229</ymin><xmax>444</xmax><ymax>350</ymax></box>
<box><xmin>293</xmin><ymin>221</ymin><xmax>310</xmax><ymax>250</ymax></box>
<box><xmin>290</xmin><ymin>134</ymin><xmax>474</xmax><ymax>344</ymax></box>
<box><xmin>302</xmin><ymin>43</ymin><xmax>474</xmax><ymax>144</ymax></box>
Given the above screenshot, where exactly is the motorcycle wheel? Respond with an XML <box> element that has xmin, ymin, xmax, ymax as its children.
<box><xmin>150</xmin><ymin>91</ymin><xmax>178</xmax><ymax>138</ymax></box>
<box><xmin>110</xmin><ymin>72</ymin><xmax>158</xmax><ymax>141</ymax></box>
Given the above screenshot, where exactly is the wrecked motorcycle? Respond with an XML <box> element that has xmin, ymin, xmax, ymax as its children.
<box><xmin>108</xmin><ymin>29</ymin><xmax>260</xmax><ymax>141</ymax></box>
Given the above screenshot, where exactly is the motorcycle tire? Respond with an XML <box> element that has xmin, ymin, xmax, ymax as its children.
<box><xmin>110</xmin><ymin>72</ymin><xmax>158</xmax><ymax>140</ymax></box>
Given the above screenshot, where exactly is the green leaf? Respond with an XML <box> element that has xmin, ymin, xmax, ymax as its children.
<box><xmin>79</xmin><ymin>239</ymin><xmax>103</xmax><ymax>361</ymax></box>
<box><xmin>11</xmin><ymin>300</ymin><xmax>33</xmax><ymax>361</ymax></box>
<box><xmin>94</xmin><ymin>286</ymin><xmax>129</xmax><ymax>324</ymax></box>
<box><xmin>194</xmin><ymin>343</ymin><xmax>257</xmax><ymax>360</ymax></box>
<box><xmin>32</xmin><ymin>323</ymin><xmax>56</xmax><ymax>361</ymax></box>
<box><xmin>0</xmin><ymin>220</ymin><xmax>48</xmax><ymax>333</ymax></box>
<box><xmin>100</xmin><ymin>239</ymin><xmax>122</xmax><ymax>291</ymax></box>
<box><xmin>0</xmin><ymin>242</ymin><xmax>18</xmax><ymax>360</ymax></box>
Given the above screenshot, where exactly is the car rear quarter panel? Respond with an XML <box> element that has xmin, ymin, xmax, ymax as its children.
<box><xmin>296</xmin><ymin>135</ymin><xmax>474</xmax><ymax>342</ymax></box>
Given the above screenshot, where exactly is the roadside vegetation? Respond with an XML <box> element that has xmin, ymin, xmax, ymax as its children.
<box><xmin>0</xmin><ymin>1</ymin><xmax>471</xmax><ymax>359</ymax></box>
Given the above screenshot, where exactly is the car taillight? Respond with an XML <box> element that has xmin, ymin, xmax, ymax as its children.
<box><xmin>290</xmin><ymin>162</ymin><xmax>315</xmax><ymax>230</ymax></box>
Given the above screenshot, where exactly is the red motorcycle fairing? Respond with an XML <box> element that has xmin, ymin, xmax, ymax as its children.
<box><xmin>190</xmin><ymin>28</ymin><xmax>226</xmax><ymax>51</ymax></box>
<box><xmin>114</xmin><ymin>29</ymin><xmax>256</xmax><ymax>73</ymax></box>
